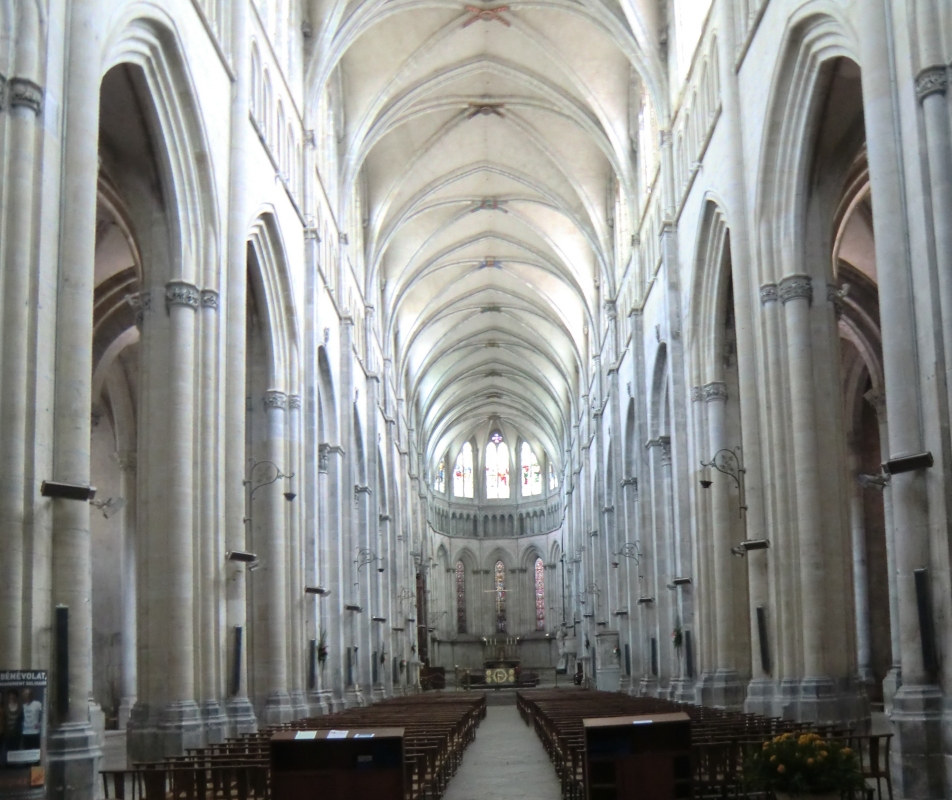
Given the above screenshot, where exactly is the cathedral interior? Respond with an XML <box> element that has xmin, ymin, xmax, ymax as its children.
<box><xmin>2</xmin><ymin>0</ymin><xmax>952</xmax><ymax>797</ymax></box>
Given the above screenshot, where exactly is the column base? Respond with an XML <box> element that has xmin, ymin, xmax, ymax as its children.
<box><xmin>890</xmin><ymin>683</ymin><xmax>945</xmax><ymax>800</ymax></box>
<box><xmin>224</xmin><ymin>696</ymin><xmax>258</xmax><ymax>738</ymax></box>
<box><xmin>262</xmin><ymin>692</ymin><xmax>294</xmax><ymax>726</ymax></box>
<box><xmin>308</xmin><ymin>691</ymin><xmax>331</xmax><ymax>716</ymax></box>
<box><xmin>775</xmin><ymin>677</ymin><xmax>802</xmax><ymax>719</ymax></box>
<box><xmin>882</xmin><ymin>665</ymin><xmax>902</xmax><ymax>714</ymax></box>
<box><xmin>117</xmin><ymin>696</ymin><xmax>136</xmax><ymax>731</ymax></box>
<box><xmin>618</xmin><ymin>675</ymin><xmax>631</xmax><ymax>694</ymax></box>
<box><xmin>670</xmin><ymin>677</ymin><xmax>696</xmax><ymax>703</ymax></box>
<box><xmin>344</xmin><ymin>685</ymin><xmax>366</xmax><ymax>708</ymax></box>
<box><xmin>127</xmin><ymin>700</ymin><xmax>204</xmax><ymax>762</ymax></box>
<box><xmin>696</xmin><ymin>669</ymin><xmax>745</xmax><ymax>710</ymax></box>
<box><xmin>289</xmin><ymin>690</ymin><xmax>309</xmax><ymax>720</ymax></box>
<box><xmin>200</xmin><ymin>700</ymin><xmax>228</xmax><ymax>744</ymax></box>
<box><xmin>744</xmin><ymin>678</ymin><xmax>776</xmax><ymax>717</ymax></box>
<box><xmin>798</xmin><ymin>676</ymin><xmax>869</xmax><ymax>729</ymax></box>
<box><xmin>371</xmin><ymin>683</ymin><xmax>386</xmax><ymax>702</ymax></box>
<box><xmin>47</xmin><ymin>721</ymin><xmax>102</xmax><ymax>800</ymax></box>
<box><xmin>638</xmin><ymin>676</ymin><xmax>658</xmax><ymax>697</ymax></box>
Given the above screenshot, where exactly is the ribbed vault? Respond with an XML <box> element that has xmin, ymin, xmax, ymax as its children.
<box><xmin>306</xmin><ymin>0</ymin><xmax>663</xmax><ymax>475</ymax></box>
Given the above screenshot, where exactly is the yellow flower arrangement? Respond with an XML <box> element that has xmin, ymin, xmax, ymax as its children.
<box><xmin>747</xmin><ymin>731</ymin><xmax>866</xmax><ymax>795</ymax></box>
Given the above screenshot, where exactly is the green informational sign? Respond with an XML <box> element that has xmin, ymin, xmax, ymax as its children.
<box><xmin>0</xmin><ymin>671</ymin><xmax>47</xmax><ymax>792</ymax></box>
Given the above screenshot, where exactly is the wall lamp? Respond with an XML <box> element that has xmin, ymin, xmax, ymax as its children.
<box><xmin>611</xmin><ymin>541</ymin><xmax>642</xmax><ymax>568</ymax></box>
<box><xmin>699</xmin><ymin>446</ymin><xmax>746</xmax><ymax>517</ymax></box>
<box><xmin>91</xmin><ymin>496</ymin><xmax>126</xmax><ymax>519</ymax></box>
<box><xmin>305</xmin><ymin>586</ymin><xmax>330</xmax><ymax>596</ymax></box>
<box><xmin>731</xmin><ymin>539</ymin><xmax>770</xmax><ymax>558</ymax></box>
<box><xmin>227</xmin><ymin>550</ymin><xmax>259</xmax><ymax>570</ymax></box>
<box><xmin>41</xmin><ymin>481</ymin><xmax>96</xmax><ymax>501</ymax></box>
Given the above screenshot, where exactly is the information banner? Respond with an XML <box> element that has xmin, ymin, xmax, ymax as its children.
<box><xmin>0</xmin><ymin>671</ymin><xmax>47</xmax><ymax>791</ymax></box>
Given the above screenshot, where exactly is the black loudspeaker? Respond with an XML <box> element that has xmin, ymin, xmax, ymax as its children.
<box><xmin>914</xmin><ymin>569</ymin><xmax>938</xmax><ymax>674</ymax></box>
<box><xmin>756</xmin><ymin>606</ymin><xmax>771</xmax><ymax>673</ymax></box>
<box><xmin>308</xmin><ymin>639</ymin><xmax>317</xmax><ymax>690</ymax></box>
<box><xmin>231</xmin><ymin>626</ymin><xmax>243</xmax><ymax>696</ymax></box>
<box><xmin>624</xmin><ymin>643</ymin><xmax>631</xmax><ymax>676</ymax></box>
<box><xmin>650</xmin><ymin>637</ymin><xmax>658</xmax><ymax>676</ymax></box>
<box><xmin>55</xmin><ymin>605</ymin><xmax>69</xmax><ymax>720</ymax></box>
<box><xmin>684</xmin><ymin>630</ymin><xmax>694</xmax><ymax>679</ymax></box>
<box><xmin>372</xmin><ymin>651</ymin><xmax>378</xmax><ymax>685</ymax></box>
<box><xmin>346</xmin><ymin>647</ymin><xmax>353</xmax><ymax>686</ymax></box>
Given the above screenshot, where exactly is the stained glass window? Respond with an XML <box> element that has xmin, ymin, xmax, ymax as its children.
<box><xmin>521</xmin><ymin>442</ymin><xmax>542</xmax><ymax>496</ymax></box>
<box><xmin>535</xmin><ymin>558</ymin><xmax>545</xmax><ymax>631</ymax></box>
<box><xmin>495</xmin><ymin>560</ymin><xmax>506</xmax><ymax>633</ymax></box>
<box><xmin>549</xmin><ymin>463</ymin><xmax>558</xmax><ymax>491</ymax></box>
<box><xmin>434</xmin><ymin>457</ymin><xmax>445</xmax><ymax>494</ymax></box>
<box><xmin>456</xmin><ymin>561</ymin><xmax>466</xmax><ymax>633</ymax></box>
<box><xmin>485</xmin><ymin>432</ymin><xmax>510</xmax><ymax>499</ymax></box>
<box><xmin>453</xmin><ymin>442</ymin><xmax>473</xmax><ymax>498</ymax></box>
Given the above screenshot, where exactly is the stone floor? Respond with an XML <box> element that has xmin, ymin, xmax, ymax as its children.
<box><xmin>442</xmin><ymin>705</ymin><xmax>562</xmax><ymax>800</ymax></box>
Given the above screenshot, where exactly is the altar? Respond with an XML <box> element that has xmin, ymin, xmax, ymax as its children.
<box><xmin>483</xmin><ymin>637</ymin><xmax>520</xmax><ymax>686</ymax></box>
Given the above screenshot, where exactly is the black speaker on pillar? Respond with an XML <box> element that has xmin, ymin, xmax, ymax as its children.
<box><xmin>231</xmin><ymin>626</ymin><xmax>243</xmax><ymax>696</ymax></box>
<box><xmin>914</xmin><ymin>568</ymin><xmax>938</xmax><ymax>674</ymax></box>
<box><xmin>308</xmin><ymin>638</ymin><xmax>317</xmax><ymax>691</ymax></box>
<box><xmin>55</xmin><ymin>605</ymin><xmax>69</xmax><ymax>721</ymax></box>
<box><xmin>650</xmin><ymin>637</ymin><xmax>658</xmax><ymax>677</ymax></box>
<box><xmin>624</xmin><ymin>643</ymin><xmax>631</xmax><ymax>677</ymax></box>
<box><xmin>684</xmin><ymin>630</ymin><xmax>694</xmax><ymax>679</ymax></box>
<box><xmin>756</xmin><ymin>606</ymin><xmax>771</xmax><ymax>673</ymax></box>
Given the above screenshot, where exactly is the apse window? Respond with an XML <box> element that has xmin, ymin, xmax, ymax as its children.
<box><xmin>453</xmin><ymin>442</ymin><xmax>473</xmax><ymax>498</ymax></box>
<box><xmin>485</xmin><ymin>432</ymin><xmax>510</xmax><ymax>499</ymax></box>
<box><xmin>549</xmin><ymin>463</ymin><xmax>558</xmax><ymax>491</ymax></box>
<box><xmin>434</xmin><ymin>456</ymin><xmax>445</xmax><ymax>494</ymax></box>
<box><xmin>521</xmin><ymin>442</ymin><xmax>542</xmax><ymax>497</ymax></box>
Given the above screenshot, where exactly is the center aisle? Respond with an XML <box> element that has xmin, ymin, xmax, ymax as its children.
<box><xmin>442</xmin><ymin>704</ymin><xmax>562</xmax><ymax>800</ymax></box>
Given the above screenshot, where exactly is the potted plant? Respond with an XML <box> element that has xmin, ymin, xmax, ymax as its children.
<box><xmin>746</xmin><ymin>732</ymin><xmax>866</xmax><ymax>800</ymax></box>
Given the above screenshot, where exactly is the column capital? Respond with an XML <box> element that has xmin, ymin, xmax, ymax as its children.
<box><xmin>288</xmin><ymin>394</ymin><xmax>302</xmax><ymax>409</ymax></box>
<box><xmin>200</xmin><ymin>289</ymin><xmax>219</xmax><ymax>310</ymax></box>
<box><xmin>690</xmin><ymin>386</ymin><xmax>704</xmax><ymax>402</ymax></box>
<box><xmin>702</xmin><ymin>381</ymin><xmax>728</xmax><ymax>403</ymax></box>
<box><xmin>864</xmin><ymin>388</ymin><xmax>887</xmax><ymax>421</ymax></box>
<box><xmin>659</xmin><ymin>436</ymin><xmax>672</xmax><ymax>466</ymax></box>
<box><xmin>8</xmin><ymin>77</ymin><xmax>43</xmax><ymax>114</ymax></box>
<box><xmin>115</xmin><ymin>451</ymin><xmax>137</xmax><ymax>473</ymax></box>
<box><xmin>263</xmin><ymin>390</ymin><xmax>287</xmax><ymax>409</ymax></box>
<box><xmin>916</xmin><ymin>65</ymin><xmax>947</xmax><ymax>102</ymax></box>
<box><xmin>127</xmin><ymin>290</ymin><xmax>153</xmax><ymax>327</ymax></box>
<box><xmin>759</xmin><ymin>283</ymin><xmax>778</xmax><ymax>305</ymax></box>
<box><xmin>778</xmin><ymin>274</ymin><xmax>813</xmax><ymax>305</ymax></box>
<box><xmin>165</xmin><ymin>280</ymin><xmax>200</xmax><ymax>311</ymax></box>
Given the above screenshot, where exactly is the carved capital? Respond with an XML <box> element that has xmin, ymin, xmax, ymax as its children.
<box><xmin>778</xmin><ymin>274</ymin><xmax>813</xmax><ymax>305</ymax></box>
<box><xmin>263</xmin><ymin>390</ymin><xmax>287</xmax><ymax>409</ymax></box>
<box><xmin>318</xmin><ymin>443</ymin><xmax>329</xmax><ymax>473</ymax></box>
<box><xmin>127</xmin><ymin>290</ymin><xmax>152</xmax><ymax>327</ymax></box>
<box><xmin>288</xmin><ymin>394</ymin><xmax>302</xmax><ymax>409</ymax></box>
<box><xmin>864</xmin><ymin>389</ymin><xmax>887</xmax><ymax>422</ymax></box>
<box><xmin>8</xmin><ymin>77</ymin><xmax>43</xmax><ymax>114</ymax></box>
<box><xmin>690</xmin><ymin>386</ymin><xmax>704</xmax><ymax>402</ymax></box>
<box><xmin>759</xmin><ymin>283</ymin><xmax>778</xmax><ymax>305</ymax></box>
<box><xmin>165</xmin><ymin>280</ymin><xmax>200</xmax><ymax>310</ymax></box>
<box><xmin>115</xmin><ymin>451</ymin><xmax>137</xmax><ymax>473</ymax></box>
<box><xmin>659</xmin><ymin>435</ymin><xmax>672</xmax><ymax>466</ymax></box>
<box><xmin>916</xmin><ymin>65</ymin><xmax>947</xmax><ymax>101</ymax></box>
<box><xmin>200</xmin><ymin>289</ymin><xmax>219</xmax><ymax>310</ymax></box>
<box><xmin>828</xmin><ymin>282</ymin><xmax>850</xmax><ymax>317</ymax></box>
<box><xmin>702</xmin><ymin>381</ymin><xmax>728</xmax><ymax>403</ymax></box>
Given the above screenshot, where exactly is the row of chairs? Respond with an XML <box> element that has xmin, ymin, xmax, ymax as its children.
<box><xmin>516</xmin><ymin>690</ymin><xmax>893</xmax><ymax>800</ymax></box>
<box><xmin>102</xmin><ymin>692</ymin><xmax>486</xmax><ymax>800</ymax></box>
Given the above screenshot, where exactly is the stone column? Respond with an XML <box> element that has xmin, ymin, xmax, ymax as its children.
<box><xmin>865</xmin><ymin>390</ymin><xmax>902</xmax><ymax>708</ymax></box>
<box><xmin>0</xmin><ymin>4</ymin><xmax>43</xmax><ymax>670</ymax></box>
<box><xmin>778</xmin><ymin>274</ymin><xmax>838</xmax><ymax>720</ymax></box>
<box><xmin>320</xmin><ymin>443</ymin><xmax>347</xmax><ymax>710</ymax></box>
<box><xmin>846</xmin><ymin>441</ymin><xmax>874</xmax><ymax>686</ymax></box>
<box><xmin>286</xmin><ymin>393</ymin><xmax>308</xmax><ymax>718</ymax></box>
<box><xmin>198</xmin><ymin>290</ymin><xmax>227</xmax><ymax>742</ymax></box>
<box><xmin>223</xmin><ymin>0</ymin><xmax>257</xmax><ymax>738</ymax></box>
<box><xmin>701</xmin><ymin>382</ymin><xmax>744</xmax><ymax>709</ymax></box>
<box><xmin>46</xmin><ymin>1</ymin><xmax>104</xmax><ymax>790</ymax></box>
<box><xmin>859</xmin><ymin>2</ymin><xmax>944</xmax><ymax>788</ymax></box>
<box><xmin>116</xmin><ymin>453</ymin><xmax>138</xmax><ymax>730</ymax></box>
<box><xmin>311</xmin><ymin>447</ymin><xmax>332</xmax><ymax>714</ymax></box>
<box><xmin>256</xmin><ymin>391</ymin><xmax>293</xmax><ymax>724</ymax></box>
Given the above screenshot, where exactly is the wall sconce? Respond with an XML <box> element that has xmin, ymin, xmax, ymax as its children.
<box><xmin>699</xmin><ymin>446</ymin><xmax>746</xmax><ymax>517</ymax></box>
<box><xmin>611</xmin><ymin>541</ymin><xmax>642</xmax><ymax>568</ymax></box>
<box><xmin>90</xmin><ymin>496</ymin><xmax>126</xmax><ymax>519</ymax></box>
<box><xmin>345</xmin><ymin>604</ymin><xmax>363</xmax><ymax>613</ymax></box>
<box><xmin>305</xmin><ymin>586</ymin><xmax>330</xmax><ymax>596</ymax></box>
<box><xmin>731</xmin><ymin>539</ymin><xmax>770</xmax><ymax>558</ymax></box>
<box><xmin>227</xmin><ymin>550</ymin><xmax>259</xmax><ymax>570</ymax></box>
<box><xmin>41</xmin><ymin>481</ymin><xmax>96</xmax><ymax>501</ymax></box>
<box><xmin>637</xmin><ymin>596</ymin><xmax>654</xmax><ymax>605</ymax></box>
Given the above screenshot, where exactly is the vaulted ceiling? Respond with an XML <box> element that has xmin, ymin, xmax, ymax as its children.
<box><xmin>307</xmin><ymin>0</ymin><xmax>664</xmax><ymax>474</ymax></box>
